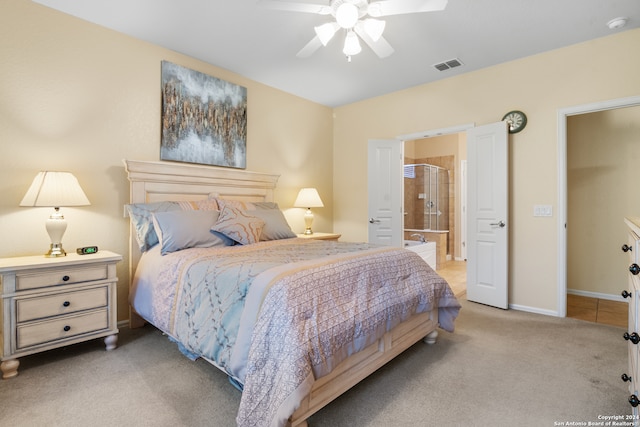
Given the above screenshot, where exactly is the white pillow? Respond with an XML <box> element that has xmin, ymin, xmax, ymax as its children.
<box><xmin>152</xmin><ymin>210</ymin><xmax>232</xmax><ymax>255</ymax></box>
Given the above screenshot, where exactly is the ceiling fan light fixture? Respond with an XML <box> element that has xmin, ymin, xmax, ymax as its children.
<box><xmin>315</xmin><ymin>22</ymin><xmax>338</xmax><ymax>45</ymax></box>
<box><xmin>362</xmin><ymin>18</ymin><xmax>385</xmax><ymax>41</ymax></box>
<box><xmin>336</xmin><ymin>2</ymin><xmax>359</xmax><ymax>29</ymax></box>
<box><xmin>343</xmin><ymin>30</ymin><xmax>362</xmax><ymax>56</ymax></box>
<box><xmin>366</xmin><ymin>2</ymin><xmax>382</xmax><ymax>17</ymax></box>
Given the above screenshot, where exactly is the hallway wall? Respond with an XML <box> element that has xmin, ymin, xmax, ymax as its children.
<box><xmin>567</xmin><ymin>105</ymin><xmax>640</xmax><ymax>298</ymax></box>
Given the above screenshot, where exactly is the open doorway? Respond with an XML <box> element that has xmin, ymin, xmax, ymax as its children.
<box><xmin>564</xmin><ymin>104</ymin><xmax>640</xmax><ymax>327</ymax></box>
<box><xmin>403</xmin><ymin>129</ymin><xmax>469</xmax><ymax>297</ymax></box>
<box><xmin>558</xmin><ymin>95</ymin><xmax>640</xmax><ymax>319</ymax></box>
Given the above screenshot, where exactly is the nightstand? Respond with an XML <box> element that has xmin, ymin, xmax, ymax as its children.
<box><xmin>0</xmin><ymin>250</ymin><xmax>122</xmax><ymax>379</ymax></box>
<box><xmin>296</xmin><ymin>232</ymin><xmax>341</xmax><ymax>241</ymax></box>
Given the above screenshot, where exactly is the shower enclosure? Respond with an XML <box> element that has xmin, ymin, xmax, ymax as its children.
<box><xmin>403</xmin><ymin>164</ymin><xmax>449</xmax><ymax>231</ymax></box>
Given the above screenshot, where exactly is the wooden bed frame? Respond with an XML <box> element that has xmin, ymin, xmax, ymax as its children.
<box><xmin>123</xmin><ymin>159</ymin><xmax>439</xmax><ymax>427</ymax></box>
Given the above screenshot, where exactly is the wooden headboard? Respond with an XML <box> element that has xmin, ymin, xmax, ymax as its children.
<box><xmin>123</xmin><ymin>159</ymin><xmax>280</xmax><ymax>324</ymax></box>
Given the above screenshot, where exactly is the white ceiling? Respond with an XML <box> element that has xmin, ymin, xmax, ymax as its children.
<box><xmin>33</xmin><ymin>0</ymin><xmax>640</xmax><ymax>107</ymax></box>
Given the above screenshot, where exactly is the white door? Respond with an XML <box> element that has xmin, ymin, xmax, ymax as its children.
<box><xmin>460</xmin><ymin>159</ymin><xmax>468</xmax><ymax>261</ymax></box>
<box><xmin>466</xmin><ymin>121</ymin><xmax>509</xmax><ymax>309</ymax></box>
<box><xmin>367</xmin><ymin>139</ymin><xmax>403</xmax><ymax>247</ymax></box>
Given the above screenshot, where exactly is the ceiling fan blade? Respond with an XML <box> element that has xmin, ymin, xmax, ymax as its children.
<box><xmin>368</xmin><ymin>0</ymin><xmax>448</xmax><ymax>17</ymax></box>
<box><xmin>296</xmin><ymin>36</ymin><xmax>324</xmax><ymax>58</ymax></box>
<box><xmin>354</xmin><ymin>25</ymin><xmax>394</xmax><ymax>58</ymax></box>
<box><xmin>257</xmin><ymin>0</ymin><xmax>331</xmax><ymax>15</ymax></box>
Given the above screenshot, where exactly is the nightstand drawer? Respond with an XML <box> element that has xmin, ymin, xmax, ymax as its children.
<box><xmin>16</xmin><ymin>265</ymin><xmax>109</xmax><ymax>291</ymax></box>
<box><xmin>16</xmin><ymin>309</ymin><xmax>109</xmax><ymax>349</ymax></box>
<box><xmin>16</xmin><ymin>287</ymin><xmax>108</xmax><ymax>322</ymax></box>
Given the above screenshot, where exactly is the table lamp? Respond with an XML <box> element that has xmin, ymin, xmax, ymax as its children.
<box><xmin>20</xmin><ymin>171</ymin><xmax>91</xmax><ymax>257</ymax></box>
<box><xmin>294</xmin><ymin>188</ymin><xmax>324</xmax><ymax>235</ymax></box>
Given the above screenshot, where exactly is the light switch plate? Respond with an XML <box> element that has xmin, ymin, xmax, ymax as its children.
<box><xmin>533</xmin><ymin>205</ymin><xmax>553</xmax><ymax>217</ymax></box>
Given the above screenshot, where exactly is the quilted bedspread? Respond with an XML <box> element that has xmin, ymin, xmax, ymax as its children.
<box><xmin>143</xmin><ymin>238</ymin><xmax>460</xmax><ymax>427</ymax></box>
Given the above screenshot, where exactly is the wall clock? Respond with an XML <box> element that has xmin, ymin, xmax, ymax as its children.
<box><xmin>502</xmin><ymin>110</ymin><xmax>527</xmax><ymax>134</ymax></box>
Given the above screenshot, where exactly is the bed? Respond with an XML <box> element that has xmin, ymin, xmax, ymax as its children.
<box><xmin>123</xmin><ymin>159</ymin><xmax>460</xmax><ymax>427</ymax></box>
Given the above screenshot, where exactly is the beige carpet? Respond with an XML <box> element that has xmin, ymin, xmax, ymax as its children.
<box><xmin>0</xmin><ymin>298</ymin><xmax>630</xmax><ymax>427</ymax></box>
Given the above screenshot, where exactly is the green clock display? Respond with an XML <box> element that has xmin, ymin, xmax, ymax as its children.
<box><xmin>77</xmin><ymin>246</ymin><xmax>98</xmax><ymax>255</ymax></box>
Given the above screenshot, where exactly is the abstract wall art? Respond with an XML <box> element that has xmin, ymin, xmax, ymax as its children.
<box><xmin>160</xmin><ymin>61</ymin><xmax>247</xmax><ymax>169</ymax></box>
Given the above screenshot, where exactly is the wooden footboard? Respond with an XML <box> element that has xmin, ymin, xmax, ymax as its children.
<box><xmin>288</xmin><ymin>309</ymin><xmax>439</xmax><ymax>427</ymax></box>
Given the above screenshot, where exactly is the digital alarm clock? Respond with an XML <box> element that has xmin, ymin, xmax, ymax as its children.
<box><xmin>76</xmin><ymin>246</ymin><xmax>98</xmax><ymax>255</ymax></box>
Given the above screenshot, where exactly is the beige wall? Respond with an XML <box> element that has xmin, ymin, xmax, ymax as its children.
<box><xmin>0</xmin><ymin>0</ymin><xmax>334</xmax><ymax>321</ymax></box>
<box><xmin>333</xmin><ymin>29</ymin><xmax>640</xmax><ymax>314</ymax></box>
<box><xmin>567</xmin><ymin>106</ymin><xmax>640</xmax><ymax>296</ymax></box>
<box><xmin>3</xmin><ymin>0</ymin><xmax>639</xmax><ymax>319</ymax></box>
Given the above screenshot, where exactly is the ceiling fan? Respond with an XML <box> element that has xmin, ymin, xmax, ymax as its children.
<box><xmin>259</xmin><ymin>0</ymin><xmax>448</xmax><ymax>60</ymax></box>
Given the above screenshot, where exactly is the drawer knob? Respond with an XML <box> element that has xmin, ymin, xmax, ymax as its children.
<box><xmin>63</xmin><ymin>325</ymin><xmax>71</xmax><ymax>332</ymax></box>
<box><xmin>630</xmin><ymin>395</ymin><xmax>640</xmax><ymax>407</ymax></box>
<box><xmin>630</xmin><ymin>264</ymin><xmax>640</xmax><ymax>276</ymax></box>
<box><xmin>63</xmin><ymin>301</ymin><xmax>70</xmax><ymax>307</ymax></box>
<box><xmin>622</xmin><ymin>373</ymin><xmax>633</xmax><ymax>382</ymax></box>
<box><xmin>622</xmin><ymin>290</ymin><xmax>632</xmax><ymax>298</ymax></box>
<box><xmin>62</xmin><ymin>275</ymin><xmax>70</xmax><ymax>282</ymax></box>
<box><xmin>624</xmin><ymin>332</ymin><xmax>640</xmax><ymax>344</ymax></box>
<box><xmin>622</xmin><ymin>244</ymin><xmax>633</xmax><ymax>253</ymax></box>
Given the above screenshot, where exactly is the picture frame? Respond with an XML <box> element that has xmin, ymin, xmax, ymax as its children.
<box><xmin>160</xmin><ymin>61</ymin><xmax>247</xmax><ymax>169</ymax></box>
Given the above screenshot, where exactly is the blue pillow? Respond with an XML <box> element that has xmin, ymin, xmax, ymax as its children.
<box><xmin>249</xmin><ymin>208</ymin><xmax>296</xmax><ymax>241</ymax></box>
<box><xmin>152</xmin><ymin>210</ymin><xmax>233</xmax><ymax>255</ymax></box>
<box><xmin>125</xmin><ymin>201</ymin><xmax>181</xmax><ymax>252</ymax></box>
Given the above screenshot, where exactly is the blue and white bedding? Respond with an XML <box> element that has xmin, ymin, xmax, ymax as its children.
<box><xmin>129</xmin><ymin>238</ymin><xmax>460</xmax><ymax>427</ymax></box>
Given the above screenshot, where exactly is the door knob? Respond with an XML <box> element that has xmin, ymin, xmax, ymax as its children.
<box><xmin>490</xmin><ymin>220</ymin><xmax>506</xmax><ymax>228</ymax></box>
<box><xmin>368</xmin><ymin>218</ymin><xmax>381</xmax><ymax>224</ymax></box>
<box><xmin>630</xmin><ymin>264</ymin><xmax>640</xmax><ymax>276</ymax></box>
<box><xmin>622</xmin><ymin>290</ymin><xmax>632</xmax><ymax>299</ymax></box>
<box><xmin>622</xmin><ymin>244</ymin><xmax>633</xmax><ymax>253</ymax></box>
<box><xmin>624</xmin><ymin>332</ymin><xmax>640</xmax><ymax>344</ymax></box>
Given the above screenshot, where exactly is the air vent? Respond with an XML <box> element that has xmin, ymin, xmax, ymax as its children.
<box><xmin>433</xmin><ymin>58</ymin><xmax>463</xmax><ymax>71</ymax></box>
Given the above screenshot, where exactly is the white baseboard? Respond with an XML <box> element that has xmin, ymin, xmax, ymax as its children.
<box><xmin>567</xmin><ymin>288</ymin><xmax>626</xmax><ymax>303</ymax></box>
<box><xmin>507</xmin><ymin>290</ymin><xmax>627</xmax><ymax>319</ymax></box>
<box><xmin>508</xmin><ymin>304</ymin><xmax>561</xmax><ymax>317</ymax></box>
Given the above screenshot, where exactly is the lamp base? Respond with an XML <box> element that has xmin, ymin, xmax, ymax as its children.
<box><xmin>303</xmin><ymin>208</ymin><xmax>315</xmax><ymax>235</ymax></box>
<box><xmin>45</xmin><ymin>207</ymin><xmax>68</xmax><ymax>257</ymax></box>
<box><xmin>45</xmin><ymin>243</ymin><xmax>67</xmax><ymax>258</ymax></box>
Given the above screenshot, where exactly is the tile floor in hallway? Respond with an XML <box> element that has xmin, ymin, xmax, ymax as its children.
<box><xmin>436</xmin><ymin>261</ymin><xmax>627</xmax><ymax>329</ymax></box>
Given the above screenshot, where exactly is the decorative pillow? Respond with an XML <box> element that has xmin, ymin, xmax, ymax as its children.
<box><xmin>125</xmin><ymin>201</ymin><xmax>181</xmax><ymax>252</ymax></box>
<box><xmin>249</xmin><ymin>208</ymin><xmax>296</xmax><ymax>241</ymax></box>
<box><xmin>152</xmin><ymin>210</ymin><xmax>233</xmax><ymax>255</ymax></box>
<box><xmin>215</xmin><ymin>199</ymin><xmax>257</xmax><ymax>211</ymax></box>
<box><xmin>210</xmin><ymin>206</ymin><xmax>265</xmax><ymax>245</ymax></box>
<box><xmin>177</xmin><ymin>198</ymin><xmax>219</xmax><ymax>211</ymax></box>
<box><xmin>253</xmin><ymin>202</ymin><xmax>280</xmax><ymax>210</ymax></box>
<box><xmin>126</xmin><ymin>198</ymin><xmax>224</xmax><ymax>252</ymax></box>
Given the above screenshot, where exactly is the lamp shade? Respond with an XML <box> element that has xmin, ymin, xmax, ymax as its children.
<box><xmin>20</xmin><ymin>171</ymin><xmax>90</xmax><ymax>207</ymax></box>
<box><xmin>343</xmin><ymin>30</ymin><xmax>362</xmax><ymax>56</ymax></box>
<box><xmin>315</xmin><ymin>22</ymin><xmax>338</xmax><ymax>46</ymax></box>
<box><xmin>363</xmin><ymin>18</ymin><xmax>385</xmax><ymax>42</ymax></box>
<box><xmin>294</xmin><ymin>188</ymin><xmax>324</xmax><ymax>208</ymax></box>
